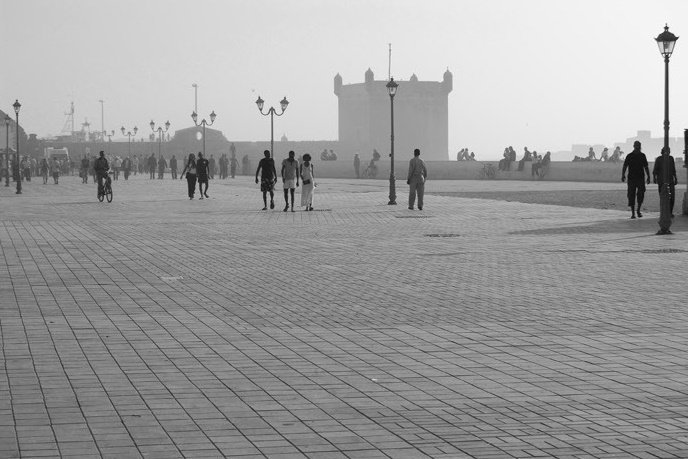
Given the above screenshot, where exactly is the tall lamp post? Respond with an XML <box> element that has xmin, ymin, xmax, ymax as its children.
<box><xmin>255</xmin><ymin>96</ymin><xmax>288</xmax><ymax>158</ymax></box>
<box><xmin>655</xmin><ymin>24</ymin><xmax>678</xmax><ymax>235</ymax></box>
<box><xmin>121</xmin><ymin>126</ymin><xmax>138</xmax><ymax>157</ymax></box>
<box><xmin>149</xmin><ymin>120</ymin><xmax>170</xmax><ymax>159</ymax></box>
<box><xmin>4</xmin><ymin>114</ymin><xmax>10</xmax><ymax>187</ymax></box>
<box><xmin>13</xmin><ymin>100</ymin><xmax>21</xmax><ymax>195</ymax></box>
<box><xmin>191</xmin><ymin>110</ymin><xmax>217</xmax><ymax>158</ymax></box>
<box><xmin>386</xmin><ymin>78</ymin><xmax>398</xmax><ymax>205</ymax></box>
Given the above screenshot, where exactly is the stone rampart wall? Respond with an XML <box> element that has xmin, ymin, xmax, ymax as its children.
<box><xmin>294</xmin><ymin>160</ymin><xmax>688</xmax><ymax>184</ymax></box>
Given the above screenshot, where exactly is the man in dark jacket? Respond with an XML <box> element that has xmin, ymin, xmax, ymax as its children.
<box><xmin>147</xmin><ymin>153</ymin><xmax>157</xmax><ymax>180</ymax></box>
<box><xmin>653</xmin><ymin>147</ymin><xmax>678</xmax><ymax>218</ymax></box>
<box><xmin>622</xmin><ymin>140</ymin><xmax>651</xmax><ymax>219</ymax></box>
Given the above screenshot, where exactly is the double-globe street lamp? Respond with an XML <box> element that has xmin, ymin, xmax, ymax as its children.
<box><xmin>13</xmin><ymin>100</ymin><xmax>21</xmax><ymax>195</ymax></box>
<box><xmin>386</xmin><ymin>78</ymin><xmax>399</xmax><ymax>205</ymax></box>
<box><xmin>121</xmin><ymin>126</ymin><xmax>138</xmax><ymax>157</ymax></box>
<box><xmin>191</xmin><ymin>110</ymin><xmax>217</xmax><ymax>158</ymax></box>
<box><xmin>149</xmin><ymin>120</ymin><xmax>170</xmax><ymax>159</ymax></box>
<box><xmin>655</xmin><ymin>24</ymin><xmax>678</xmax><ymax>235</ymax></box>
<box><xmin>255</xmin><ymin>96</ymin><xmax>288</xmax><ymax>158</ymax></box>
<box><xmin>4</xmin><ymin>114</ymin><xmax>10</xmax><ymax>187</ymax></box>
<box><xmin>104</xmin><ymin>130</ymin><xmax>115</xmax><ymax>156</ymax></box>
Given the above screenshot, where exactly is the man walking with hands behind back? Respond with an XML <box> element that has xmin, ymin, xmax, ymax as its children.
<box><xmin>407</xmin><ymin>148</ymin><xmax>428</xmax><ymax>210</ymax></box>
<box><xmin>622</xmin><ymin>140</ymin><xmax>651</xmax><ymax>219</ymax></box>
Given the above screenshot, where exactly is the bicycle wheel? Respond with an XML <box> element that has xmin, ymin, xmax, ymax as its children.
<box><xmin>105</xmin><ymin>185</ymin><xmax>113</xmax><ymax>202</ymax></box>
<box><xmin>487</xmin><ymin>168</ymin><xmax>496</xmax><ymax>179</ymax></box>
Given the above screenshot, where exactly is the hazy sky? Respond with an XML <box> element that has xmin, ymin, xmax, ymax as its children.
<box><xmin>5</xmin><ymin>0</ymin><xmax>688</xmax><ymax>159</ymax></box>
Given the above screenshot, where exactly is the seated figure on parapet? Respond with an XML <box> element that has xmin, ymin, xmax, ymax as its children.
<box><xmin>609</xmin><ymin>147</ymin><xmax>623</xmax><ymax>163</ymax></box>
<box><xmin>587</xmin><ymin>147</ymin><xmax>596</xmax><ymax>161</ymax></box>
<box><xmin>600</xmin><ymin>148</ymin><xmax>610</xmax><ymax>162</ymax></box>
<box><xmin>532</xmin><ymin>151</ymin><xmax>551</xmax><ymax>180</ymax></box>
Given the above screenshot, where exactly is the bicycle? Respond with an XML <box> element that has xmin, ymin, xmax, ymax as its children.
<box><xmin>479</xmin><ymin>163</ymin><xmax>496</xmax><ymax>179</ymax></box>
<box><xmin>97</xmin><ymin>172</ymin><xmax>113</xmax><ymax>203</ymax></box>
<box><xmin>361</xmin><ymin>161</ymin><xmax>378</xmax><ymax>179</ymax></box>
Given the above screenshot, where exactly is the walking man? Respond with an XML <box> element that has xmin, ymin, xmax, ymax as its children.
<box><xmin>147</xmin><ymin>153</ymin><xmax>157</xmax><ymax>179</ymax></box>
<box><xmin>652</xmin><ymin>147</ymin><xmax>678</xmax><ymax>218</ymax></box>
<box><xmin>255</xmin><ymin>150</ymin><xmax>277</xmax><ymax>210</ymax></box>
<box><xmin>230</xmin><ymin>152</ymin><xmax>239</xmax><ymax>178</ymax></box>
<box><xmin>170</xmin><ymin>155</ymin><xmax>178</xmax><ymax>180</ymax></box>
<box><xmin>407</xmin><ymin>148</ymin><xmax>428</xmax><ymax>210</ymax></box>
<box><xmin>158</xmin><ymin>155</ymin><xmax>167</xmax><ymax>179</ymax></box>
<box><xmin>621</xmin><ymin>140</ymin><xmax>650</xmax><ymax>219</ymax></box>
<box><xmin>354</xmin><ymin>153</ymin><xmax>360</xmax><ymax>178</ymax></box>
<box><xmin>281</xmin><ymin>150</ymin><xmax>300</xmax><ymax>212</ymax></box>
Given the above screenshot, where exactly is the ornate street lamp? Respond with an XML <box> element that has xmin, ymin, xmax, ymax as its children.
<box><xmin>150</xmin><ymin>120</ymin><xmax>170</xmax><ymax>159</ymax></box>
<box><xmin>13</xmin><ymin>100</ymin><xmax>21</xmax><ymax>195</ymax></box>
<box><xmin>191</xmin><ymin>110</ymin><xmax>217</xmax><ymax>158</ymax></box>
<box><xmin>121</xmin><ymin>126</ymin><xmax>138</xmax><ymax>157</ymax></box>
<box><xmin>655</xmin><ymin>24</ymin><xmax>678</xmax><ymax>235</ymax></box>
<box><xmin>386</xmin><ymin>78</ymin><xmax>398</xmax><ymax>205</ymax></box>
<box><xmin>104</xmin><ymin>130</ymin><xmax>115</xmax><ymax>156</ymax></box>
<box><xmin>4</xmin><ymin>114</ymin><xmax>10</xmax><ymax>187</ymax></box>
<box><xmin>255</xmin><ymin>96</ymin><xmax>288</xmax><ymax>158</ymax></box>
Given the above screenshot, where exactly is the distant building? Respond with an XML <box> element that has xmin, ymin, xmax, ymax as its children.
<box><xmin>334</xmin><ymin>68</ymin><xmax>453</xmax><ymax>161</ymax></box>
<box><xmin>615</xmin><ymin>130</ymin><xmax>683</xmax><ymax>159</ymax></box>
<box><xmin>167</xmin><ymin>126</ymin><xmax>231</xmax><ymax>157</ymax></box>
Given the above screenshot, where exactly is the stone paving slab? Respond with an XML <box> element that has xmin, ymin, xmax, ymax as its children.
<box><xmin>1</xmin><ymin>174</ymin><xmax>688</xmax><ymax>458</ymax></box>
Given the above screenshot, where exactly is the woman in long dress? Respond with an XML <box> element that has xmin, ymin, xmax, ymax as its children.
<box><xmin>300</xmin><ymin>154</ymin><xmax>315</xmax><ymax>211</ymax></box>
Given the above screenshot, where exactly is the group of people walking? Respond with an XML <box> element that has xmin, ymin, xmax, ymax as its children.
<box><xmin>255</xmin><ymin>150</ymin><xmax>316</xmax><ymax>211</ymax></box>
<box><xmin>622</xmin><ymin>140</ymin><xmax>679</xmax><ymax>219</ymax></box>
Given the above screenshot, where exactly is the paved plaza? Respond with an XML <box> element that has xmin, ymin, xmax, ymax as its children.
<box><xmin>1</xmin><ymin>173</ymin><xmax>688</xmax><ymax>458</ymax></box>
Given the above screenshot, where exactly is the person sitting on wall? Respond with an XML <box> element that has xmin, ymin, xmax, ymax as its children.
<box><xmin>537</xmin><ymin>151</ymin><xmax>552</xmax><ymax>179</ymax></box>
<box><xmin>498</xmin><ymin>148</ymin><xmax>509</xmax><ymax>171</ymax></box>
<box><xmin>600</xmin><ymin>147</ymin><xmax>609</xmax><ymax>162</ymax></box>
<box><xmin>517</xmin><ymin>147</ymin><xmax>532</xmax><ymax>171</ymax></box>
<box><xmin>587</xmin><ymin>147</ymin><xmax>596</xmax><ymax>161</ymax></box>
<box><xmin>469</xmin><ymin>152</ymin><xmax>475</xmax><ymax>161</ymax></box>
<box><xmin>457</xmin><ymin>149</ymin><xmax>465</xmax><ymax>161</ymax></box>
<box><xmin>321</xmin><ymin>148</ymin><xmax>330</xmax><ymax>161</ymax></box>
<box><xmin>610</xmin><ymin>147</ymin><xmax>623</xmax><ymax>163</ymax></box>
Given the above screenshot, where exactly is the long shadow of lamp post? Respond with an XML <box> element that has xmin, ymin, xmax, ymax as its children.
<box><xmin>192</xmin><ymin>110</ymin><xmax>216</xmax><ymax>158</ymax></box>
<box><xmin>4</xmin><ymin>114</ymin><xmax>10</xmax><ymax>187</ymax></box>
<box><xmin>655</xmin><ymin>24</ymin><xmax>678</xmax><ymax>235</ymax></box>
<box><xmin>255</xmin><ymin>96</ymin><xmax>288</xmax><ymax>159</ymax></box>
<box><xmin>386</xmin><ymin>78</ymin><xmax>398</xmax><ymax>205</ymax></box>
<box><xmin>13</xmin><ymin>100</ymin><xmax>21</xmax><ymax>194</ymax></box>
<box><xmin>150</xmin><ymin>120</ymin><xmax>170</xmax><ymax>160</ymax></box>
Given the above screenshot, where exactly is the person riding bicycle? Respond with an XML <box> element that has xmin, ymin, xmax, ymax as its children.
<box><xmin>94</xmin><ymin>151</ymin><xmax>110</xmax><ymax>196</ymax></box>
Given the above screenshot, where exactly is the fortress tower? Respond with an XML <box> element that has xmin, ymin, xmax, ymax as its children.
<box><xmin>334</xmin><ymin>68</ymin><xmax>452</xmax><ymax>161</ymax></box>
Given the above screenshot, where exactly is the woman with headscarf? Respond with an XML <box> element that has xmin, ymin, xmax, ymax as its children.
<box><xmin>180</xmin><ymin>153</ymin><xmax>197</xmax><ymax>199</ymax></box>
